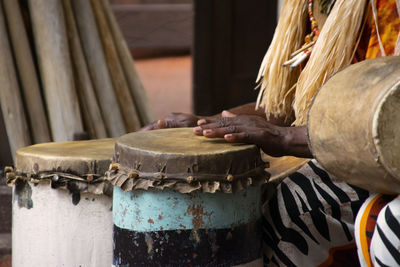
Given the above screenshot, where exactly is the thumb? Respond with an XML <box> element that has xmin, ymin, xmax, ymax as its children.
<box><xmin>221</xmin><ymin>110</ymin><xmax>237</xmax><ymax>118</ymax></box>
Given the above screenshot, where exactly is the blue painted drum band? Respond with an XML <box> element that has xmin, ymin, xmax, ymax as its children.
<box><xmin>113</xmin><ymin>186</ymin><xmax>262</xmax><ymax>232</ymax></box>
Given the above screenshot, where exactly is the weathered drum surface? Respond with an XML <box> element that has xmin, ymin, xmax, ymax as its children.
<box><xmin>9</xmin><ymin>138</ymin><xmax>114</xmax><ymax>267</ymax></box>
<box><xmin>108</xmin><ymin>128</ymin><xmax>269</xmax><ymax>266</ymax></box>
<box><xmin>308</xmin><ymin>56</ymin><xmax>400</xmax><ymax>194</ymax></box>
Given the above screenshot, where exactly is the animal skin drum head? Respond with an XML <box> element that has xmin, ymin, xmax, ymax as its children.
<box><xmin>108</xmin><ymin>128</ymin><xmax>270</xmax><ymax>193</ymax></box>
<box><xmin>15</xmin><ymin>138</ymin><xmax>115</xmax><ymax>175</ymax></box>
<box><xmin>8</xmin><ymin>138</ymin><xmax>115</xmax><ymax>195</ymax></box>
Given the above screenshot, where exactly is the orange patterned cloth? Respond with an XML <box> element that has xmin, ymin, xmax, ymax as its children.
<box><xmin>355</xmin><ymin>0</ymin><xmax>400</xmax><ymax>61</ymax></box>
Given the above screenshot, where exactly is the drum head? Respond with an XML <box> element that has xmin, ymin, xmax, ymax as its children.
<box><xmin>15</xmin><ymin>138</ymin><xmax>115</xmax><ymax>176</ymax></box>
<box><xmin>109</xmin><ymin>128</ymin><xmax>269</xmax><ymax>193</ymax></box>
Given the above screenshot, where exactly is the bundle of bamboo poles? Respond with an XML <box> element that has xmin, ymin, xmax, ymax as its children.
<box><xmin>0</xmin><ymin>0</ymin><xmax>154</xmax><ymax>161</ymax></box>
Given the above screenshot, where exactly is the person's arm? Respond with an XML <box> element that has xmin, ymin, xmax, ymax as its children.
<box><xmin>193</xmin><ymin>115</ymin><xmax>312</xmax><ymax>158</ymax></box>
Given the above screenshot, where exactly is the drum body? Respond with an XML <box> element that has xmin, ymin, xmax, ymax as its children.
<box><xmin>108</xmin><ymin>128</ymin><xmax>269</xmax><ymax>266</ymax></box>
<box><xmin>308</xmin><ymin>56</ymin><xmax>400</xmax><ymax>194</ymax></box>
<box><xmin>9</xmin><ymin>139</ymin><xmax>114</xmax><ymax>267</ymax></box>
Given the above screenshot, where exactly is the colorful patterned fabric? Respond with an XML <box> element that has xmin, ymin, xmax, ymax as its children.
<box><xmin>355</xmin><ymin>0</ymin><xmax>400</xmax><ymax>61</ymax></box>
<box><xmin>262</xmin><ymin>1</ymin><xmax>400</xmax><ymax>266</ymax></box>
<box><xmin>365</xmin><ymin>0</ymin><xmax>400</xmax><ymax>58</ymax></box>
<box><xmin>355</xmin><ymin>195</ymin><xmax>400</xmax><ymax>266</ymax></box>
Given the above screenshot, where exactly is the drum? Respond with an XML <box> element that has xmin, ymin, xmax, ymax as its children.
<box><xmin>107</xmin><ymin>128</ymin><xmax>269</xmax><ymax>266</ymax></box>
<box><xmin>6</xmin><ymin>138</ymin><xmax>115</xmax><ymax>267</ymax></box>
<box><xmin>308</xmin><ymin>56</ymin><xmax>400</xmax><ymax>194</ymax></box>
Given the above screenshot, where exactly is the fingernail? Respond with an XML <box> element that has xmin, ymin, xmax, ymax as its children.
<box><xmin>157</xmin><ymin>120</ymin><xmax>164</xmax><ymax>128</ymax></box>
<box><xmin>224</xmin><ymin>134</ymin><xmax>233</xmax><ymax>139</ymax></box>
<box><xmin>197</xmin><ymin>119</ymin><xmax>206</xmax><ymax>125</ymax></box>
<box><xmin>203</xmin><ymin>129</ymin><xmax>212</xmax><ymax>135</ymax></box>
<box><xmin>193</xmin><ymin>126</ymin><xmax>202</xmax><ymax>133</ymax></box>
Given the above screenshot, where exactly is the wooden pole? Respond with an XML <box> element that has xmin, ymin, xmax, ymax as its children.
<box><xmin>0</xmin><ymin>107</ymin><xmax>13</xmax><ymax>166</ymax></box>
<box><xmin>101</xmin><ymin>0</ymin><xmax>155</xmax><ymax>125</ymax></box>
<box><xmin>3</xmin><ymin>0</ymin><xmax>51</xmax><ymax>144</ymax></box>
<box><xmin>91</xmin><ymin>0</ymin><xmax>141</xmax><ymax>132</ymax></box>
<box><xmin>61</xmin><ymin>0</ymin><xmax>108</xmax><ymax>139</ymax></box>
<box><xmin>29</xmin><ymin>0</ymin><xmax>84</xmax><ymax>142</ymax></box>
<box><xmin>0</xmin><ymin>2</ymin><xmax>31</xmax><ymax>159</ymax></box>
<box><xmin>71</xmin><ymin>0</ymin><xmax>126</xmax><ymax>137</ymax></box>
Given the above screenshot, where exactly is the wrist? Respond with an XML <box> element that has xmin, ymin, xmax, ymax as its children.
<box><xmin>282</xmin><ymin>126</ymin><xmax>313</xmax><ymax>158</ymax></box>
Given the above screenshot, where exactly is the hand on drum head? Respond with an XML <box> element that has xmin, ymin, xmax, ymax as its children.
<box><xmin>140</xmin><ymin>112</ymin><xmax>200</xmax><ymax>131</ymax></box>
<box><xmin>193</xmin><ymin>115</ymin><xmax>311</xmax><ymax>158</ymax></box>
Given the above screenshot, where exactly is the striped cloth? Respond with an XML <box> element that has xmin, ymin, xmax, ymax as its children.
<box><xmin>262</xmin><ymin>160</ymin><xmax>369</xmax><ymax>266</ymax></box>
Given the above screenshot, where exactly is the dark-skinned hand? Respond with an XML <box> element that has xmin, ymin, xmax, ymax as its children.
<box><xmin>193</xmin><ymin>114</ymin><xmax>311</xmax><ymax>158</ymax></box>
<box><xmin>140</xmin><ymin>112</ymin><xmax>199</xmax><ymax>131</ymax></box>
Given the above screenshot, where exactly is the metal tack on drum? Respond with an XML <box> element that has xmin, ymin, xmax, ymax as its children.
<box><xmin>10</xmin><ymin>138</ymin><xmax>115</xmax><ymax>267</ymax></box>
<box><xmin>107</xmin><ymin>128</ymin><xmax>270</xmax><ymax>266</ymax></box>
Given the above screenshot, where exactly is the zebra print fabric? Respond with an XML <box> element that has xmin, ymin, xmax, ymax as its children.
<box><xmin>356</xmin><ymin>194</ymin><xmax>400</xmax><ymax>267</ymax></box>
<box><xmin>262</xmin><ymin>159</ymin><xmax>369</xmax><ymax>266</ymax></box>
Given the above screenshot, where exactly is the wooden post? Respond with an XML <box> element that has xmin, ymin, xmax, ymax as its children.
<box><xmin>91</xmin><ymin>0</ymin><xmax>141</xmax><ymax>132</ymax></box>
<box><xmin>0</xmin><ymin>98</ymin><xmax>14</xmax><ymax>167</ymax></box>
<box><xmin>101</xmin><ymin>0</ymin><xmax>155</xmax><ymax>125</ymax></box>
<box><xmin>29</xmin><ymin>0</ymin><xmax>84</xmax><ymax>142</ymax></box>
<box><xmin>0</xmin><ymin>2</ymin><xmax>31</xmax><ymax>159</ymax></box>
<box><xmin>61</xmin><ymin>0</ymin><xmax>108</xmax><ymax>139</ymax></box>
<box><xmin>72</xmin><ymin>0</ymin><xmax>126</xmax><ymax>137</ymax></box>
<box><xmin>3</xmin><ymin>0</ymin><xmax>51</xmax><ymax>144</ymax></box>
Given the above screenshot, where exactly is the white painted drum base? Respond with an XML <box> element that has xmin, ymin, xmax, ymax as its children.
<box><xmin>12</xmin><ymin>181</ymin><xmax>112</xmax><ymax>267</ymax></box>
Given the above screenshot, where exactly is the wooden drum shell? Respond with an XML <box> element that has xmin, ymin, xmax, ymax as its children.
<box><xmin>308</xmin><ymin>56</ymin><xmax>400</xmax><ymax>194</ymax></box>
<box><xmin>11</xmin><ymin>139</ymin><xmax>115</xmax><ymax>267</ymax></box>
<box><xmin>109</xmin><ymin>128</ymin><xmax>269</xmax><ymax>266</ymax></box>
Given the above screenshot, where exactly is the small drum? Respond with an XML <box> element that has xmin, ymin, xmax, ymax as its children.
<box><xmin>107</xmin><ymin>128</ymin><xmax>269</xmax><ymax>266</ymax></box>
<box><xmin>7</xmin><ymin>138</ymin><xmax>115</xmax><ymax>267</ymax></box>
<box><xmin>308</xmin><ymin>56</ymin><xmax>400</xmax><ymax>194</ymax></box>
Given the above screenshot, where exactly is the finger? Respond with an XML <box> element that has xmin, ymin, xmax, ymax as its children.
<box><xmin>161</xmin><ymin>120</ymin><xmax>180</xmax><ymax>128</ymax></box>
<box><xmin>140</xmin><ymin>121</ymin><xmax>159</xmax><ymax>131</ymax></box>
<box><xmin>221</xmin><ymin>110</ymin><xmax>237</xmax><ymax>118</ymax></box>
<box><xmin>156</xmin><ymin>119</ymin><xmax>166</xmax><ymax>129</ymax></box>
<box><xmin>197</xmin><ymin>118</ymin><xmax>209</xmax><ymax>126</ymax></box>
<box><xmin>194</xmin><ymin>125</ymin><xmax>239</xmax><ymax>137</ymax></box>
<box><xmin>197</xmin><ymin>117</ymin><xmax>225</xmax><ymax>126</ymax></box>
<box><xmin>197</xmin><ymin>117</ymin><xmax>233</xmax><ymax>129</ymax></box>
<box><xmin>181</xmin><ymin>119</ymin><xmax>197</xmax><ymax>127</ymax></box>
<box><xmin>224</xmin><ymin>132</ymin><xmax>254</xmax><ymax>144</ymax></box>
<box><xmin>193</xmin><ymin>126</ymin><xmax>203</xmax><ymax>135</ymax></box>
<box><xmin>202</xmin><ymin>126</ymin><xmax>242</xmax><ymax>138</ymax></box>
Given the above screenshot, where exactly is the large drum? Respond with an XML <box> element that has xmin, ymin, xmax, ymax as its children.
<box><xmin>7</xmin><ymin>138</ymin><xmax>114</xmax><ymax>267</ymax></box>
<box><xmin>107</xmin><ymin>128</ymin><xmax>269</xmax><ymax>266</ymax></box>
<box><xmin>308</xmin><ymin>56</ymin><xmax>400</xmax><ymax>194</ymax></box>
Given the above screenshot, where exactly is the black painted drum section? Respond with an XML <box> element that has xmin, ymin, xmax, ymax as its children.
<box><xmin>113</xmin><ymin>221</ymin><xmax>262</xmax><ymax>267</ymax></box>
